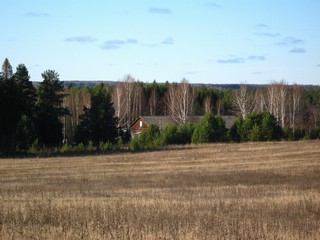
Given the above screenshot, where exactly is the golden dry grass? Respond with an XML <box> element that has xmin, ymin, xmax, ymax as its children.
<box><xmin>0</xmin><ymin>141</ymin><xmax>319</xmax><ymax>239</ymax></box>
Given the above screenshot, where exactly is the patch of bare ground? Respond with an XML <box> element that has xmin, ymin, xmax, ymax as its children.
<box><xmin>0</xmin><ymin>141</ymin><xmax>319</xmax><ymax>239</ymax></box>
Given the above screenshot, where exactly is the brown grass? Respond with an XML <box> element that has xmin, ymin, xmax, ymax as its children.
<box><xmin>0</xmin><ymin>141</ymin><xmax>319</xmax><ymax>239</ymax></box>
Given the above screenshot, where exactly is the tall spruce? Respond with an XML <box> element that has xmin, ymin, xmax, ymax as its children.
<box><xmin>0</xmin><ymin>59</ymin><xmax>23</xmax><ymax>153</ymax></box>
<box><xmin>15</xmin><ymin>64</ymin><xmax>37</xmax><ymax>150</ymax></box>
<box><xmin>36</xmin><ymin>70</ymin><xmax>68</xmax><ymax>147</ymax></box>
<box><xmin>75</xmin><ymin>84</ymin><xmax>118</xmax><ymax>145</ymax></box>
<box><xmin>1</xmin><ymin>58</ymin><xmax>13</xmax><ymax>79</ymax></box>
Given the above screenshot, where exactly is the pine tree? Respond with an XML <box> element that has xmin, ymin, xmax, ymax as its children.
<box><xmin>36</xmin><ymin>70</ymin><xmax>68</xmax><ymax>147</ymax></box>
<box><xmin>75</xmin><ymin>84</ymin><xmax>118</xmax><ymax>145</ymax></box>
<box><xmin>1</xmin><ymin>58</ymin><xmax>13</xmax><ymax>79</ymax></box>
<box><xmin>15</xmin><ymin>64</ymin><xmax>37</xmax><ymax>150</ymax></box>
<box><xmin>0</xmin><ymin>66</ymin><xmax>23</xmax><ymax>153</ymax></box>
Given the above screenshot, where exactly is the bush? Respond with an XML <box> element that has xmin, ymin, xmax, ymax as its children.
<box><xmin>60</xmin><ymin>144</ymin><xmax>73</xmax><ymax>153</ymax></box>
<box><xmin>158</xmin><ymin>124</ymin><xmax>177</xmax><ymax>146</ymax></box>
<box><xmin>129</xmin><ymin>124</ymin><xmax>161</xmax><ymax>150</ymax></box>
<box><xmin>192</xmin><ymin>114</ymin><xmax>227</xmax><ymax>144</ymax></box>
<box><xmin>73</xmin><ymin>143</ymin><xmax>85</xmax><ymax>152</ymax></box>
<box><xmin>99</xmin><ymin>141</ymin><xmax>113</xmax><ymax>151</ymax></box>
<box><xmin>176</xmin><ymin>123</ymin><xmax>196</xmax><ymax>144</ymax></box>
<box><xmin>87</xmin><ymin>140</ymin><xmax>96</xmax><ymax>152</ymax></box>
<box><xmin>230</xmin><ymin>112</ymin><xmax>282</xmax><ymax>142</ymax></box>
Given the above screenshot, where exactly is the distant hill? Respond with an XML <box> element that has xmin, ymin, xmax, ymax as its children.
<box><xmin>32</xmin><ymin>80</ymin><xmax>318</xmax><ymax>90</ymax></box>
<box><xmin>63</xmin><ymin>80</ymin><xmax>116</xmax><ymax>87</ymax></box>
<box><xmin>61</xmin><ymin>80</ymin><xmax>244</xmax><ymax>89</ymax></box>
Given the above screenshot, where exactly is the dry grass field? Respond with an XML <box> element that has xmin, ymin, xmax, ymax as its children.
<box><xmin>0</xmin><ymin>141</ymin><xmax>319</xmax><ymax>239</ymax></box>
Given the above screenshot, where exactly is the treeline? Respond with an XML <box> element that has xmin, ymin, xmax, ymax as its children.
<box><xmin>1</xmin><ymin>58</ymin><xmax>320</xmax><ymax>155</ymax></box>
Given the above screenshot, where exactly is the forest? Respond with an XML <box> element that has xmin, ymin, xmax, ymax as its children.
<box><xmin>1</xmin><ymin>58</ymin><xmax>320</xmax><ymax>155</ymax></box>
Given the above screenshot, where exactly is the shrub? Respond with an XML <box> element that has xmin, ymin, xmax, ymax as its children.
<box><xmin>87</xmin><ymin>140</ymin><xmax>96</xmax><ymax>152</ymax></box>
<box><xmin>192</xmin><ymin>114</ymin><xmax>227</xmax><ymax>144</ymax></box>
<box><xmin>158</xmin><ymin>124</ymin><xmax>178</xmax><ymax>146</ymax></box>
<box><xmin>176</xmin><ymin>123</ymin><xmax>196</xmax><ymax>144</ymax></box>
<box><xmin>99</xmin><ymin>141</ymin><xmax>113</xmax><ymax>152</ymax></box>
<box><xmin>73</xmin><ymin>143</ymin><xmax>85</xmax><ymax>152</ymax></box>
<box><xmin>60</xmin><ymin>144</ymin><xmax>73</xmax><ymax>153</ymax></box>
<box><xmin>129</xmin><ymin>124</ymin><xmax>161</xmax><ymax>150</ymax></box>
<box><xmin>230</xmin><ymin>112</ymin><xmax>282</xmax><ymax>142</ymax></box>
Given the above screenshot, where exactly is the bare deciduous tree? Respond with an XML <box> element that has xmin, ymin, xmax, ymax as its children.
<box><xmin>112</xmin><ymin>81</ymin><xmax>127</xmax><ymax>127</ymax></box>
<box><xmin>112</xmin><ymin>75</ymin><xmax>145</xmax><ymax>127</ymax></box>
<box><xmin>148</xmin><ymin>88</ymin><xmax>158</xmax><ymax>116</ymax></box>
<box><xmin>289</xmin><ymin>84</ymin><xmax>302</xmax><ymax>133</ymax></box>
<box><xmin>203</xmin><ymin>95</ymin><xmax>213</xmax><ymax>114</ymax></box>
<box><xmin>254</xmin><ymin>88</ymin><xmax>266</xmax><ymax>113</ymax></box>
<box><xmin>233</xmin><ymin>84</ymin><xmax>254</xmax><ymax>118</ymax></box>
<box><xmin>266</xmin><ymin>81</ymin><xmax>288</xmax><ymax>127</ymax></box>
<box><xmin>166</xmin><ymin>79</ymin><xmax>194</xmax><ymax>124</ymax></box>
<box><xmin>63</xmin><ymin>87</ymin><xmax>90</xmax><ymax>143</ymax></box>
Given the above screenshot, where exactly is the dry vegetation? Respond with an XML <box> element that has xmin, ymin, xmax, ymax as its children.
<box><xmin>0</xmin><ymin>141</ymin><xmax>319</xmax><ymax>239</ymax></box>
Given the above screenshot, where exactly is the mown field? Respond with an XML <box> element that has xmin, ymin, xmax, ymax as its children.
<box><xmin>0</xmin><ymin>141</ymin><xmax>319</xmax><ymax>239</ymax></box>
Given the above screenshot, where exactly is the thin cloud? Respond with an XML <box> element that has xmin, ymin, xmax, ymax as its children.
<box><xmin>142</xmin><ymin>37</ymin><xmax>174</xmax><ymax>47</ymax></box>
<box><xmin>184</xmin><ymin>71</ymin><xmax>199</xmax><ymax>75</ymax></box>
<box><xmin>25</xmin><ymin>11</ymin><xmax>49</xmax><ymax>17</ymax></box>
<box><xmin>248</xmin><ymin>56</ymin><xmax>265</xmax><ymax>61</ymax></box>
<box><xmin>289</xmin><ymin>48</ymin><xmax>306</xmax><ymax>53</ymax></box>
<box><xmin>65</xmin><ymin>36</ymin><xmax>97</xmax><ymax>43</ymax></box>
<box><xmin>161</xmin><ymin>37</ymin><xmax>174</xmax><ymax>45</ymax></box>
<box><xmin>255</xmin><ymin>32</ymin><xmax>280</xmax><ymax>37</ymax></box>
<box><xmin>149</xmin><ymin>7</ymin><xmax>172</xmax><ymax>14</ymax></box>
<box><xmin>217</xmin><ymin>55</ymin><xmax>265</xmax><ymax>64</ymax></box>
<box><xmin>252</xmin><ymin>72</ymin><xmax>265</xmax><ymax>75</ymax></box>
<box><xmin>276</xmin><ymin>36</ymin><xmax>304</xmax><ymax>46</ymax></box>
<box><xmin>254</xmin><ymin>23</ymin><xmax>269</xmax><ymax>29</ymax></box>
<box><xmin>101</xmin><ymin>38</ymin><xmax>138</xmax><ymax>50</ymax></box>
<box><xmin>204</xmin><ymin>2</ymin><xmax>222</xmax><ymax>8</ymax></box>
<box><xmin>217</xmin><ymin>58</ymin><xmax>245</xmax><ymax>64</ymax></box>
<box><xmin>316</xmin><ymin>64</ymin><xmax>320</xmax><ymax>67</ymax></box>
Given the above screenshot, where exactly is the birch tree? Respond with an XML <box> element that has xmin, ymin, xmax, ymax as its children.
<box><xmin>166</xmin><ymin>79</ymin><xmax>194</xmax><ymax>124</ymax></box>
<box><xmin>112</xmin><ymin>75</ymin><xmax>144</xmax><ymax>127</ymax></box>
<box><xmin>233</xmin><ymin>84</ymin><xmax>253</xmax><ymax>118</ymax></box>
<box><xmin>266</xmin><ymin>81</ymin><xmax>288</xmax><ymax>127</ymax></box>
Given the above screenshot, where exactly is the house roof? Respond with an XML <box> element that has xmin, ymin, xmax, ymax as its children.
<box><xmin>130</xmin><ymin>115</ymin><xmax>237</xmax><ymax>129</ymax></box>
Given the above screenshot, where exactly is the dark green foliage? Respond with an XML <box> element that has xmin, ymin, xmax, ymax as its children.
<box><xmin>36</xmin><ymin>70</ymin><xmax>68</xmax><ymax>147</ymax></box>
<box><xmin>230</xmin><ymin>112</ymin><xmax>282</xmax><ymax>142</ymax></box>
<box><xmin>176</xmin><ymin>123</ymin><xmax>196</xmax><ymax>144</ymax></box>
<box><xmin>192</xmin><ymin>114</ymin><xmax>227</xmax><ymax>143</ymax></box>
<box><xmin>129</xmin><ymin>124</ymin><xmax>160</xmax><ymax>150</ymax></box>
<box><xmin>15</xmin><ymin>64</ymin><xmax>37</xmax><ymax>149</ymax></box>
<box><xmin>1</xmin><ymin>58</ymin><xmax>13</xmax><ymax>79</ymax></box>
<box><xmin>15</xmin><ymin>64</ymin><xmax>36</xmax><ymax>116</ymax></box>
<box><xmin>75</xmin><ymin>84</ymin><xmax>118</xmax><ymax>145</ymax></box>
<box><xmin>0</xmin><ymin>75</ymin><xmax>23</xmax><ymax>153</ymax></box>
<box><xmin>194</xmin><ymin>86</ymin><xmax>232</xmax><ymax>115</ymax></box>
<box><xmin>158</xmin><ymin>124</ymin><xmax>178</xmax><ymax>145</ymax></box>
<box><xmin>16</xmin><ymin>115</ymin><xmax>36</xmax><ymax>150</ymax></box>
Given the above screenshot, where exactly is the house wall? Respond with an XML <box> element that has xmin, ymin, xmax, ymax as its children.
<box><xmin>130</xmin><ymin>119</ymin><xmax>149</xmax><ymax>136</ymax></box>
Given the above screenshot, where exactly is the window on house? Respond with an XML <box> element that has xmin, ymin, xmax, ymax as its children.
<box><xmin>140</xmin><ymin>121</ymin><xmax>143</xmax><ymax>127</ymax></box>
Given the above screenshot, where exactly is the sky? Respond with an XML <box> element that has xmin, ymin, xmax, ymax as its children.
<box><xmin>1</xmin><ymin>0</ymin><xmax>320</xmax><ymax>85</ymax></box>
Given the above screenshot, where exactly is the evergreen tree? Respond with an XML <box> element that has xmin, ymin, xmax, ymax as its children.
<box><xmin>0</xmin><ymin>72</ymin><xmax>23</xmax><ymax>153</ymax></box>
<box><xmin>230</xmin><ymin>112</ymin><xmax>282</xmax><ymax>142</ymax></box>
<box><xmin>192</xmin><ymin>113</ymin><xmax>227</xmax><ymax>143</ymax></box>
<box><xmin>15</xmin><ymin>64</ymin><xmax>36</xmax><ymax>115</ymax></box>
<box><xmin>14</xmin><ymin>64</ymin><xmax>37</xmax><ymax>150</ymax></box>
<box><xmin>1</xmin><ymin>58</ymin><xmax>13</xmax><ymax>79</ymax></box>
<box><xmin>36</xmin><ymin>70</ymin><xmax>68</xmax><ymax>147</ymax></box>
<box><xmin>75</xmin><ymin>84</ymin><xmax>118</xmax><ymax>145</ymax></box>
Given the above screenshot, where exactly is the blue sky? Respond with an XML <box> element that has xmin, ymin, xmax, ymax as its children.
<box><xmin>1</xmin><ymin>0</ymin><xmax>320</xmax><ymax>84</ymax></box>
